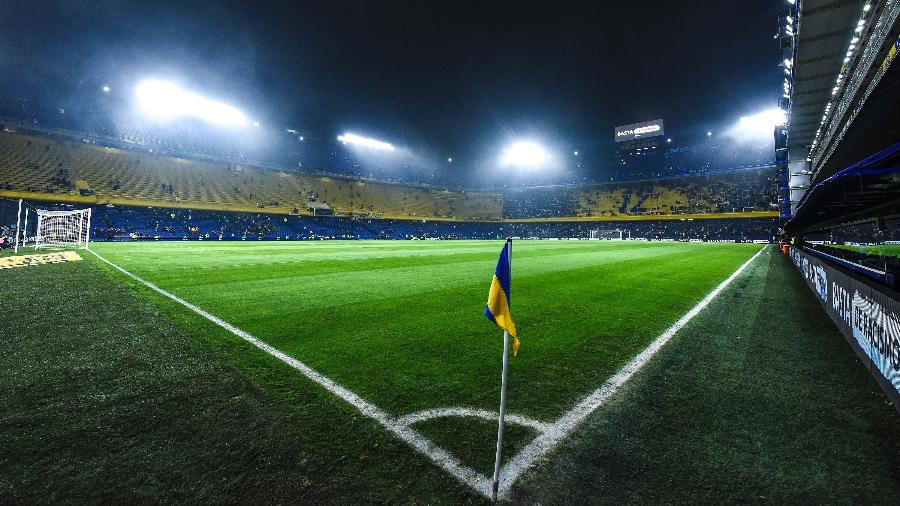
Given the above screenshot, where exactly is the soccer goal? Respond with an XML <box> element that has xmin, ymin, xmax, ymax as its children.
<box><xmin>35</xmin><ymin>208</ymin><xmax>92</xmax><ymax>250</ymax></box>
<box><xmin>590</xmin><ymin>229</ymin><xmax>623</xmax><ymax>240</ymax></box>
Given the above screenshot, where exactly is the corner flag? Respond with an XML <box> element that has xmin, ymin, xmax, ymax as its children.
<box><xmin>485</xmin><ymin>239</ymin><xmax>519</xmax><ymax>502</ymax></box>
<box><xmin>484</xmin><ymin>239</ymin><xmax>520</xmax><ymax>355</ymax></box>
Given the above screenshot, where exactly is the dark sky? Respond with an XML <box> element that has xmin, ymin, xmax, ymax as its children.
<box><xmin>0</xmin><ymin>0</ymin><xmax>783</xmax><ymax>166</ymax></box>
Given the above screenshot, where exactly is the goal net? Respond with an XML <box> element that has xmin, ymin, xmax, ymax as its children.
<box><xmin>35</xmin><ymin>208</ymin><xmax>92</xmax><ymax>250</ymax></box>
<box><xmin>590</xmin><ymin>229</ymin><xmax>623</xmax><ymax>240</ymax></box>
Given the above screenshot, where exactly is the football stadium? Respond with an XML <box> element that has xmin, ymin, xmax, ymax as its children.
<box><xmin>2</xmin><ymin>1</ymin><xmax>899</xmax><ymax>503</ymax></box>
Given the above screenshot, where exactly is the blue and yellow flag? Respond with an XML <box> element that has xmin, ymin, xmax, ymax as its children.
<box><xmin>484</xmin><ymin>240</ymin><xmax>520</xmax><ymax>355</ymax></box>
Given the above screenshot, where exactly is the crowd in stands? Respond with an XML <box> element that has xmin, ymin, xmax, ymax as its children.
<box><xmin>87</xmin><ymin>205</ymin><xmax>775</xmax><ymax>242</ymax></box>
<box><xmin>0</xmin><ymin>123</ymin><xmax>779</xmax><ymax>244</ymax></box>
<box><xmin>615</xmin><ymin>142</ymin><xmax>773</xmax><ymax>181</ymax></box>
<box><xmin>2</xmin><ymin>129</ymin><xmax>781</xmax><ymax>223</ymax></box>
<box><xmin>0</xmin><ymin>130</ymin><xmax>502</xmax><ymax>220</ymax></box>
<box><xmin>2</xmin><ymin>103</ymin><xmax>775</xmax><ymax>188</ymax></box>
<box><xmin>501</xmin><ymin>167</ymin><xmax>779</xmax><ymax>219</ymax></box>
<box><xmin>0</xmin><ymin>226</ymin><xmax>13</xmax><ymax>250</ymax></box>
<box><xmin>502</xmin><ymin>186</ymin><xmax>574</xmax><ymax>218</ymax></box>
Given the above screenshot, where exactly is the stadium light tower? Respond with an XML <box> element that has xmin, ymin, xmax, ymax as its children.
<box><xmin>135</xmin><ymin>79</ymin><xmax>248</xmax><ymax>126</ymax></box>
<box><xmin>499</xmin><ymin>141</ymin><xmax>549</xmax><ymax>169</ymax></box>
<box><xmin>337</xmin><ymin>132</ymin><xmax>396</xmax><ymax>151</ymax></box>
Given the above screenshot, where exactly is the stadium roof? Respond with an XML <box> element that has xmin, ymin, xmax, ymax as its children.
<box><xmin>783</xmin><ymin>0</ymin><xmax>900</xmax><ymax>233</ymax></box>
<box><xmin>787</xmin><ymin>0</ymin><xmax>867</xmax><ymax>158</ymax></box>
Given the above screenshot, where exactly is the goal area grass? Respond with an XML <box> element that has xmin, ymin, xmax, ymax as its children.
<box><xmin>2</xmin><ymin>240</ymin><xmax>899</xmax><ymax>503</ymax></box>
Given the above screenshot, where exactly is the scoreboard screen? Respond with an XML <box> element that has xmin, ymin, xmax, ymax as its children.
<box><xmin>614</xmin><ymin>119</ymin><xmax>665</xmax><ymax>142</ymax></box>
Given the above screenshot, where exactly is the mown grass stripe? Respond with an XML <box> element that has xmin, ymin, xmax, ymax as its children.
<box><xmin>497</xmin><ymin>246</ymin><xmax>765</xmax><ymax>498</ymax></box>
<box><xmin>88</xmin><ymin>249</ymin><xmax>498</xmax><ymax>499</ymax></box>
<box><xmin>86</xmin><ymin>245</ymin><xmax>764</xmax><ymax>500</ymax></box>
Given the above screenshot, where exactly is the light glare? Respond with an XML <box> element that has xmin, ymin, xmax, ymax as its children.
<box><xmin>739</xmin><ymin>109</ymin><xmax>787</xmax><ymax>134</ymax></box>
<box><xmin>337</xmin><ymin>132</ymin><xmax>396</xmax><ymax>151</ymax></box>
<box><xmin>135</xmin><ymin>79</ymin><xmax>247</xmax><ymax>126</ymax></box>
<box><xmin>500</xmin><ymin>141</ymin><xmax>549</xmax><ymax>169</ymax></box>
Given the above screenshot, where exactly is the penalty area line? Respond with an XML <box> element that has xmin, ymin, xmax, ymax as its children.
<box><xmin>496</xmin><ymin>246</ymin><xmax>767</xmax><ymax>499</ymax></box>
<box><xmin>87</xmin><ymin>250</ymin><xmax>495</xmax><ymax>499</ymax></box>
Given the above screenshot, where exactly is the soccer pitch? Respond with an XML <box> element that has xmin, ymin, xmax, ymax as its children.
<box><xmin>6</xmin><ymin>239</ymin><xmax>900</xmax><ymax>503</ymax></box>
<box><xmin>89</xmin><ymin>240</ymin><xmax>761</xmax><ymax>415</ymax></box>
<box><xmin>85</xmin><ymin>240</ymin><xmax>760</xmax><ymax>496</ymax></box>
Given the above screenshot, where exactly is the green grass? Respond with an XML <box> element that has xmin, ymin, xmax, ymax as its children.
<box><xmin>3</xmin><ymin>240</ymin><xmax>899</xmax><ymax>503</ymax></box>
<box><xmin>512</xmin><ymin>249</ymin><xmax>900</xmax><ymax>503</ymax></box>
<box><xmin>87</xmin><ymin>240</ymin><xmax>761</xmax><ymax>421</ymax></box>
<box><xmin>0</xmin><ymin>253</ymin><xmax>483</xmax><ymax>503</ymax></box>
<box><xmin>829</xmin><ymin>243</ymin><xmax>900</xmax><ymax>259</ymax></box>
<box><xmin>0</xmin><ymin>245</ymin><xmax>37</xmax><ymax>257</ymax></box>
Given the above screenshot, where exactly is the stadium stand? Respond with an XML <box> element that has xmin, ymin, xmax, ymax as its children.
<box><xmin>574</xmin><ymin>168</ymin><xmax>777</xmax><ymax>217</ymax></box>
<box><xmin>500</xmin><ymin>167</ymin><xmax>778</xmax><ymax>219</ymax></box>
<box><xmin>0</xmin><ymin>130</ymin><xmax>503</xmax><ymax>220</ymax></box>
<box><xmin>82</xmin><ymin>205</ymin><xmax>775</xmax><ymax>242</ymax></box>
<box><xmin>0</xmin><ymin>129</ymin><xmax>778</xmax><ymax>242</ymax></box>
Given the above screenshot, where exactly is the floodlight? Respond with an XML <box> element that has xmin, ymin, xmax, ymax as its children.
<box><xmin>102</xmin><ymin>85</ymin><xmax>110</xmax><ymax>93</ymax></box>
<box><xmin>739</xmin><ymin>109</ymin><xmax>787</xmax><ymax>136</ymax></box>
<box><xmin>135</xmin><ymin>79</ymin><xmax>247</xmax><ymax>126</ymax></box>
<box><xmin>500</xmin><ymin>141</ymin><xmax>549</xmax><ymax>169</ymax></box>
<box><xmin>447</xmin><ymin>157</ymin><xmax>453</xmax><ymax>162</ymax></box>
<box><xmin>707</xmin><ymin>131</ymin><xmax>712</xmax><ymax>137</ymax></box>
<box><xmin>337</xmin><ymin>132</ymin><xmax>395</xmax><ymax>151</ymax></box>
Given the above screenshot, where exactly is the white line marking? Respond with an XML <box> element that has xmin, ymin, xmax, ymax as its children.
<box><xmin>89</xmin><ymin>245</ymin><xmax>764</xmax><ymax>501</ymax></box>
<box><xmin>398</xmin><ymin>407</ymin><xmax>551</xmax><ymax>433</ymax></box>
<box><xmin>88</xmin><ymin>250</ymin><xmax>495</xmax><ymax>498</ymax></box>
<box><xmin>495</xmin><ymin>246</ymin><xmax>766</xmax><ymax>499</ymax></box>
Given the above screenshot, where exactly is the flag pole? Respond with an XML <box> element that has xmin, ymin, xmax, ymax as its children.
<box><xmin>491</xmin><ymin>238</ymin><xmax>512</xmax><ymax>502</ymax></box>
<box><xmin>491</xmin><ymin>329</ymin><xmax>510</xmax><ymax>501</ymax></box>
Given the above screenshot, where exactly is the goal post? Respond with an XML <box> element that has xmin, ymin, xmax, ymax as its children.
<box><xmin>590</xmin><ymin>229</ymin><xmax>623</xmax><ymax>240</ymax></box>
<box><xmin>35</xmin><ymin>208</ymin><xmax>92</xmax><ymax>250</ymax></box>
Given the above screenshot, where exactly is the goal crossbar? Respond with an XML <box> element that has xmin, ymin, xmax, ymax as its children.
<box><xmin>35</xmin><ymin>208</ymin><xmax>92</xmax><ymax>250</ymax></box>
<box><xmin>590</xmin><ymin>229</ymin><xmax>624</xmax><ymax>240</ymax></box>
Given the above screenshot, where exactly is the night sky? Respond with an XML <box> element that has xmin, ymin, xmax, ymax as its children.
<box><xmin>0</xmin><ymin>0</ymin><xmax>783</xmax><ymax>167</ymax></box>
